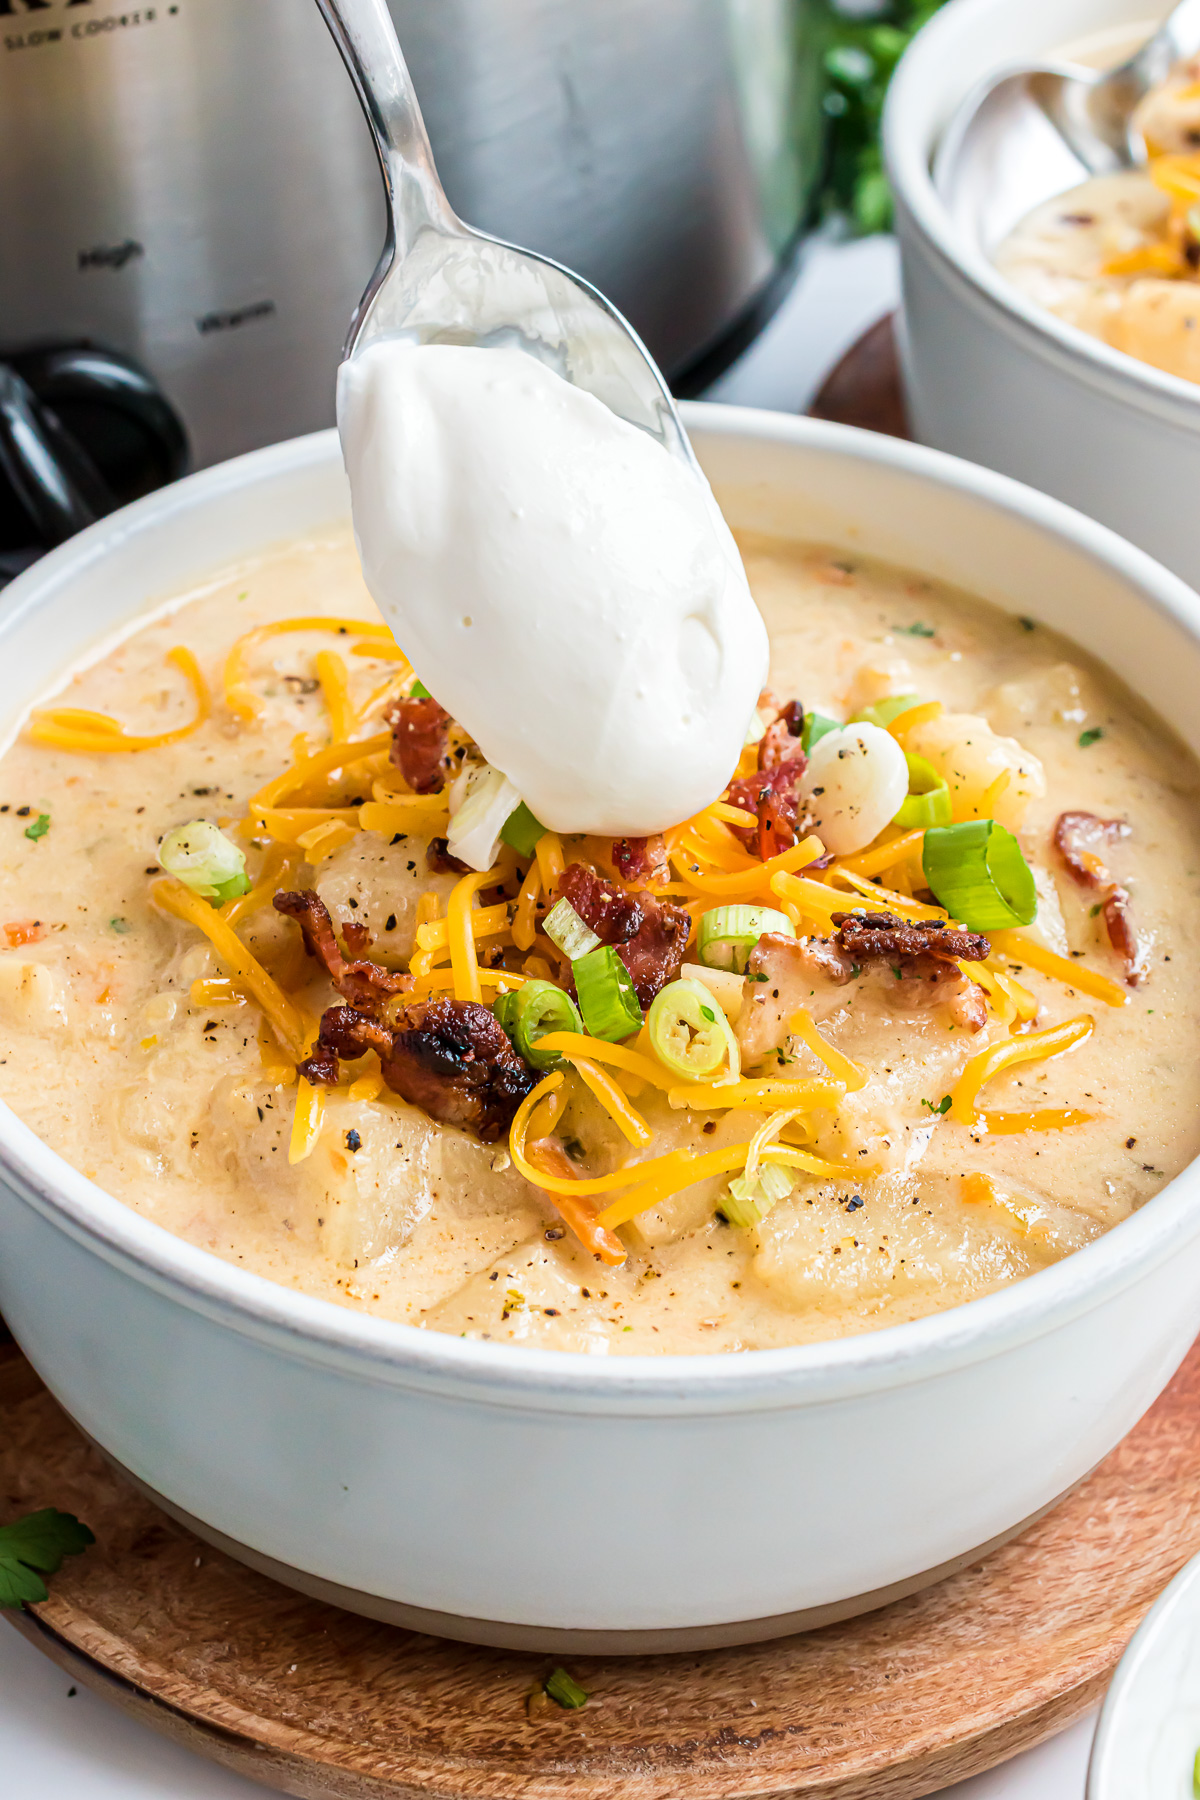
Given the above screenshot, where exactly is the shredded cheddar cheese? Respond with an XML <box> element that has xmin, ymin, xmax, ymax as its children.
<box><xmin>989</xmin><ymin>931</ymin><xmax>1128</xmax><ymax>1008</ymax></box>
<box><xmin>446</xmin><ymin>869</ymin><xmax>495</xmax><ymax>1003</ymax></box>
<box><xmin>289</xmin><ymin>1076</ymin><xmax>326</xmax><ymax>1164</ymax></box>
<box><xmin>788</xmin><ymin>1009</ymin><xmax>868</xmax><ymax>1090</ymax></box>
<box><xmin>569</xmin><ymin>1055</ymin><xmax>653</xmax><ymax>1147</ymax></box>
<box><xmin>947</xmin><ymin>1015</ymin><xmax>1093</xmax><ymax>1126</ymax></box>
<box><xmin>153</xmin><ymin>876</ymin><xmax>307</xmax><ymax>1060</ymax></box>
<box><xmin>224</xmin><ymin>617</ymin><xmax>392</xmax><ymax>722</ymax></box>
<box><xmin>27</xmin><ymin>646</ymin><xmax>210</xmax><ymax>754</ymax></box>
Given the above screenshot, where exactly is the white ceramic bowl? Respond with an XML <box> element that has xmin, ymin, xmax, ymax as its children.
<box><xmin>3</xmin><ymin>408</ymin><xmax>1200</xmax><ymax>1653</ymax></box>
<box><xmin>1088</xmin><ymin>1549</ymin><xmax>1200</xmax><ymax>1798</ymax></box>
<box><xmin>884</xmin><ymin>0</ymin><xmax>1200</xmax><ymax>589</ymax></box>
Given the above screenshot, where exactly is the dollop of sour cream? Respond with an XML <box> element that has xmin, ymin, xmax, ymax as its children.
<box><xmin>337</xmin><ymin>342</ymin><xmax>768</xmax><ymax>837</ymax></box>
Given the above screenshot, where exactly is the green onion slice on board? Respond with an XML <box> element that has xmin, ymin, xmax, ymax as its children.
<box><xmin>543</xmin><ymin>897</ymin><xmax>602</xmax><ymax>961</ymax></box>
<box><xmin>893</xmin><ymin>752</ymin><xmax>952</xmax><ymax>830</ymax></box>
<box><xmin>922</xmin><ymin>820</ymin><xmax>1038</xmax><ymax>931</ymax></box>
<box><xmin>573</xmin><ymin>945</ymin><xmax>643</xmax><ymax>1041</ymax></box>
<box><xmin>697</xmin><ymin>904</ymin><xmax>795</xmax><ymax>972</ymax></box>
<box><xmin>648</xmin><ymin>978</ymin><xmax>737</xmax><ymax>1079</ymax></box>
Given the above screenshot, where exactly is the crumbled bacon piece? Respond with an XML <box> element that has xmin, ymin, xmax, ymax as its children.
<box><xmin>558</xmin><ymin>864</ymin><xmax>643</xmax><ymax>944</ymax></box>
<box><xmin>830</xmin><ymin>910</ymin><xmax>990</xmax><ymax>1032</ymax></box>
<box><xmin>300</xmin><ymin>997</ymin><xmax>536</xmax><ymax>1141</ymax></box>
<box><xmin>831</xmin><ymin>911</ymin><xmax>989</xmax><ymax>967</ymax></box>
<box><xmin>426</xmin><ymin>837</ymin><xmax>471</xmax><ymax>875</ymax></box>
<box><xmin>273</xmin><ymin>890</ymin><xmax>410</xmax><ymax>1012</ymax></box>
<box><xmin>727</xmin><ymin>698</ymin><xmax>807</xmax><ymax>858</ymax></box>
<box><xmin>383</xmin><ymin>694</ymin><xmax>451</xmax><ymax>795</ymax></box>
<box><xmin>612</xmin><ymin>835</ymin><xmax>669</xmax><ymax>887</ymax></box>
<box><xmin>1053</xmin><ymin>811</ymin><xmax>1144</xmax><ymax>985</ymax></box>
<box><xmin>556</xmin><ymin>863</ymin><xmax>690</xmax><ymax>1006</ymax></box>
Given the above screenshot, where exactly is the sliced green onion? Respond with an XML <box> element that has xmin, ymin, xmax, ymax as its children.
<box><xmin>697</xmin><ymin>905</ymin><xmax>794</xmax><ymax>973</ymax></box>
<box><xmin>648</xmin><ymin>978</ymin><xmax>736</xmax><ymax>1079</ymax></box>
<box><xmin>573</xmin><ymin>945</ymin><xmax>642</xmax><ymax>1041</ymax></box>
<box><xmin>893</xmin><ymin>752</ymin><xmax>951</xmax><ymax>829</ymax></box>
<box><xmin>500</xmin><ymin>800</ymin><xmax>545</xmax><ymax>859</ymax></box>
<box><xmin>158</xmin><ymin>821</ymin><xmax>250</xmax><ymax>905</ymax></box>
<box><xmin>722</xmin><ymin>1163</ymin><xmax>792</xmax><ymax>1229</ymax></box>
<box><xmin>850</xmin><ymin>693</ymin><xmax>922</xmax><ymax>730</ymax></box>
<box><xmin>545</xmin><ymin>1668</ymin><xmax>588</xmax><ymax>1709</ymax></box>
<box><xmin>922</xmin><ymin>820</ymin><xmax>1038</xmax><ymax>930</ymax></box>
<box><xmin>506</xmin><ymin>980</ymin><xmax>582</xmax><ymax>1069</ymax></box>
<box><xmin>410</xmin><ymin>678</ymin><xmax>431</xmax><ymax>699</ymax></box>
<box><xmin>802</xmin><ymin>710</ymin><xmax>841</xmax><ymax>753</ymax></box>
<box><xmin>543</xmin><ymin>896</ymin><xmax>601</xmax><ymax>960</ymax></box>
<box><xmin>492</xmin><ymin>991</ymin><xmax>520</xmax><ymax>1035</ymax></box>
<box><xmin>446</xmin><ymin>764</ymin><xmax>522</xmax><ymax>872</ymax></box>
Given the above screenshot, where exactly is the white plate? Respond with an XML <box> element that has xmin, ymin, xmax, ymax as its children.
<box><xmin>1088</xmin><ymin>1551</ymin><xmax>1200</xmax><ymax>1798</ymax></box>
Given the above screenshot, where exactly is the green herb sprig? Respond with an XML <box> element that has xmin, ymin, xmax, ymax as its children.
<box><xmin>819</xmin><ymin>0</ymin><xmax>949</xmax><ymax>233</ymax></box>
<box><xmin>0</xmin><ymin>1508</ymin><xmax>95</xmax><ymax>1607</ymax></box>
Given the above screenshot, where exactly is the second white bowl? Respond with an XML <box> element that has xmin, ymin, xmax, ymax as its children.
<box><xmin>885</xmin><ymin>0</ymin><xmax>1200</xmax><ymax>589</ymax></box>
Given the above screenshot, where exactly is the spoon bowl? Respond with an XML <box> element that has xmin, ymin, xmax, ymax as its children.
<box><xmin>933</xmin><ymin>0</ymin><xmax>1200</xmax><ymax>250</ymax></box>
<box><xmin>313</xmin><ymin>0</ymin><xmax>696</xmax><ymax>467</ymax></box>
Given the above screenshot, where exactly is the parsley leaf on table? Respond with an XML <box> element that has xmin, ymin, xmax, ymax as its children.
<box><xmin>0</xmin><ymin>1508</ymin><xmax>95</xmax><ymax>1607</ymax></box>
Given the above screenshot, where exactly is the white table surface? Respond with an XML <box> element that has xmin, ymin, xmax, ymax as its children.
<box><xmin>3</xmin><ymin>230</ymin><xmax>1103</xmax><ymax>1799</ymax></box>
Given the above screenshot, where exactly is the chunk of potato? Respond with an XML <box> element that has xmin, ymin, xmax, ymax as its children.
<box><xmin>0</xmin><ymin>958</ymin><xmax>67</xmax><ymax>1029</ymax></box>
<box><xmin>903</xmin><ymin>712</ymin><xmax>1045</xmax><ymax>827</ymax></box>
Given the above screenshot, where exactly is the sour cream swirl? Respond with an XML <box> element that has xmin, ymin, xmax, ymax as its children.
<box><xmin>337</xmin><ymin>342</ymin><xmax>768</xmax><ymax>836</ymax></box>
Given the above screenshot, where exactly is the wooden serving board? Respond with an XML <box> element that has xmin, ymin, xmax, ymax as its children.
<box><xmin>0</xmin><ymin>320</ymin><xmax>1186</xmax><ymax>1799</ymax></box>
<box><xmin>809</xmin><ymin>311</ymin><xmax>909</xmax><ymax>440</ymax></box>
<box><xmin>5</xmin><ymin>1326</ymin><xmax>1200</xmax><ymax>1800</ymax></box>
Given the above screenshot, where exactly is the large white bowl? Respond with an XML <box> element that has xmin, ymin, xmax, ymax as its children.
<box><xmin>884</xmin><ymin>0</ymin><xmax>1200</xmax><ymax>589</ymax></box>
<box><xmin>3</xmin><ymin>408</ymin><xmax>1200</xmax><ymax>1653</ymax></box>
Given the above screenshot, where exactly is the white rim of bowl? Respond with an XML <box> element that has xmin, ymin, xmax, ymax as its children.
<box><xmin>1</xmin><ymin>408</ymin><xmax>1198</xmax><ymax>1410</ymax></box>
<box><xmin>883</xmin><ymin>0</ymin><xmax>1200</xmax><ymax>424</ymax></box>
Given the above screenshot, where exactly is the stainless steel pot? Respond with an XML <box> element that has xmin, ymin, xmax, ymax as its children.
<box><xmin>0</xmin><ymin>0</ymin><xmax>825</xmax><ymax>496</ymax></box>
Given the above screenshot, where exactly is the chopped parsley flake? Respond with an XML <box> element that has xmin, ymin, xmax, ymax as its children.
<box><xmin>23</xmin><ymin>812</ymin><xmax>50</xmax><ymax>842</ymax></box>
<box><xmin>1078</xmin><ymin>727</ymin><xmax>1103</xmax><ymax>748</ymax></box>
<box><xmin>921</xmin><ymin>1095</ymin><xmax>952</xmax><ymax>1116</ymax></box>
<box><xmin>896</xmin><ymin>621</ymin><xmax>936</xmax><ymax>638</ymax></box>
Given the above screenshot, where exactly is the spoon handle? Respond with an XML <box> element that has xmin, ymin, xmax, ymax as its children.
<box><xmin>314</xmin><ymin>0</ymin><xmax>457</xmax><ymax>264</ymax></box>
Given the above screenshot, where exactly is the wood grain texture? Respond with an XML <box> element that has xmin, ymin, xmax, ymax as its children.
<box><xmin>808</xmin><ymin>313</ymin><xmax>909</xmax><ymax>440</ymax></box>
<box><xmin>4</xmin><ymin>1333</ymin><xmax>1200</xmax><ymax>1800</ymax></box>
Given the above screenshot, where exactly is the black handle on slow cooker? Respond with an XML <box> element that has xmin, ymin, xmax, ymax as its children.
<box><xmin>0</xmin><ymin>364</ymin><xmax>114</xmax><ymax>547</ymax></box>
<box><xmin>0</xmin><ymin>345</ymin><xmax>189</xmax><ymax>552</ymax></box>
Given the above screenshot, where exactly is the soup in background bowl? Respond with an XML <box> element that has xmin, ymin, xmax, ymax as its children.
<box><xmin>2</xmin><ymin>412</ymin><xmax>1199</xmax><ymax>1650</ymax></box>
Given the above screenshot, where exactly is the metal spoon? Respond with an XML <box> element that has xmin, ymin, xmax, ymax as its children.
<box><xmin>934</xmin><ymin>0</ymin><xmax>1200</xmax><ymax>251</ymax></box>
<box><xmin>313</xmin><ymin>0</ymin><xmax>695</xmax><ymax>467</ymax></box>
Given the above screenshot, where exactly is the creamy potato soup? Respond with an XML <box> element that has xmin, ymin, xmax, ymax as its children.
<box><xmin>2</xmin><ymin>526</ymin><xmax>1198</xmax><ymax>1354</ymax></box>
<box><xmin>996</xmin><ymin>57</ymin><xmax>1200</xmax><ymax>384</ymax></box>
